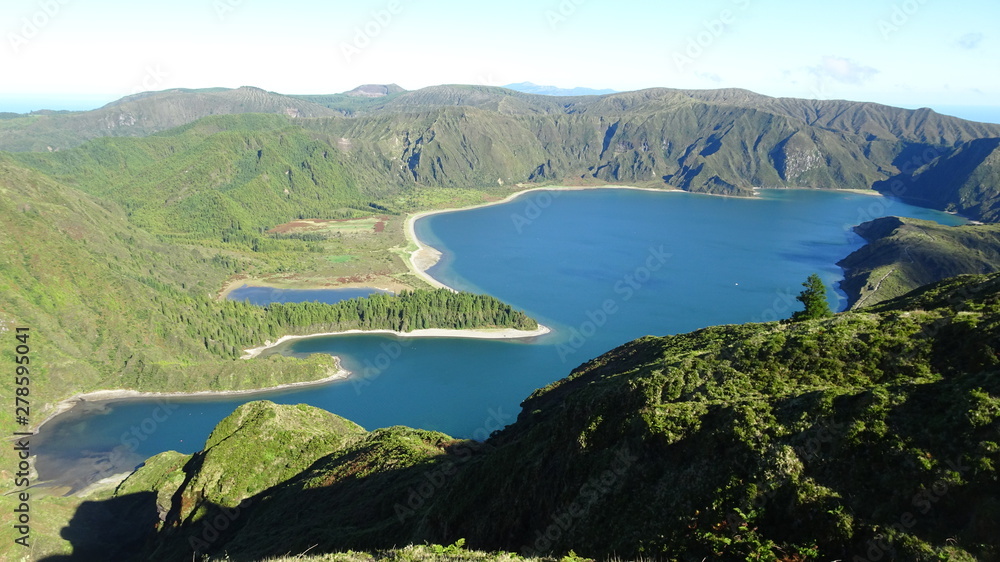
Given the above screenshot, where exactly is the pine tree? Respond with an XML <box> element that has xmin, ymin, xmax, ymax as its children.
<box><xmin>791</xmin><ymin>273</ymin><xmax>833</xmax><ymax>321</ymax></box>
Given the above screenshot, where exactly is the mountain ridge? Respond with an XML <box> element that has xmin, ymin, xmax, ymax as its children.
<box><xmin>10</xmin><ymin>84</ymin><xmax>999</xmax><ymax>236</ymax></box>
<box><xmin>4</xmin><ymin>82</ymin><xmax>1000</xmax><ymax>560</ymax></box>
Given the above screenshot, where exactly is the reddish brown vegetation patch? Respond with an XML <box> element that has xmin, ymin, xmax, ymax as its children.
<box><xmin>267</xmin><ymin>217</ymin><xmax>380</xmax><ymax>235</ymax></box>
<box><xmin>57</xmin><ymin>220</ymin><xmax>89</xmax><ymax>240</ymax></box>
<box><xmin>335</xmin><ymin>274</ymin><xmax>377</xmax><ymax>284</ymax></box>
<box><xmin>268</xmin><ymin>221</ymin><xmax>314</xmax><ymax>234</ymax></box>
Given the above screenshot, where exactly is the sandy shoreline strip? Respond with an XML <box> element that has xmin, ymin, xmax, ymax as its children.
<box><xmin>401</xmin><ymin>184</ymin><xmax>684</xmax><ymax>290</ymax></box>
<box><xmin>32</xmin><ymin>359</ymin><xmax>351</xmax><ymax>433</ymax></box>
<box><xmin>34</xmin><ymin>323</ymin><xmax>552</xmax><ymax>434</ymax></box>
<box><xmin>240</xmin><ymin>324</ymin><xmax>552</xmax><ymax>359</ymax></box>
<box><xmin>34</xmin><ymin>185</ymin><xmax>708</xmax><ymax>435</ymax></box>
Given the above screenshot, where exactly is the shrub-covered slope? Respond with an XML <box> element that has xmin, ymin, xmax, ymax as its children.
<box><xmin>0</xmin><ymin>154</ymin><xmax>335</xmax><ymax>427</ymax></box>
<box><xmin>10</xmin><ymin>85</ymin><xmax>1000</xmax><ymax>239</ymax></box>
<box><xmin>875</xmin><ymin>137</ymin><xmax>1000</xmax><ymax>223</ymax></box>
<box><xmin>43</xmin><ymin>402</ymin><xmax>366</xmax><ymax>561</ymax></box>
<box><xmin>838</xmin><ymin>216</ymin><xmax>1000</xmax><ymax>307</ymax></box>
<box><xmin>101</xmin><ymin>274</ymin><xmax>1000</xmax><ymax>562</ymax></box>
<box><xmin>0</xmin><ymin>155</ymin><xmax>536</xmax><ymax>432</ymax></box>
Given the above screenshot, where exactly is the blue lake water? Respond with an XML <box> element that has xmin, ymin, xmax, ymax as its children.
<box><xmin>35</xmin><ymin>188</ymin><xmax>967</xmax><ymax>490</ymax></box>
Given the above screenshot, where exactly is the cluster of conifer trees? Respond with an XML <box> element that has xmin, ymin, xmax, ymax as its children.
<box><xmin>160</xmin><ymin>289</ymin><xmax>538</xmax><ymax>359</ymax></box>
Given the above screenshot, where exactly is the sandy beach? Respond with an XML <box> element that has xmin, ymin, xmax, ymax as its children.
<box><xmin>241</xmin><ymin>324</ymin><xmax>552</xmax><ymax>359</ymax></box>
<box><xmin>33</xmin><ymin>323</ymin><xmax>551</xmax><ymax>434</ymax></box>
<box><xmin>34</xmin><ymin>185</ymin><xmax>658</xmax><ymax>433</ymax></box>
<box><xmin>401</xmin><ymin>184</ymin><xmax>684</xmax><ymax>290</ymax></box>
<box><xmin>33</xmin><ymin>360</ymin><xmax>350</xmax><ymax>433</ymax></box>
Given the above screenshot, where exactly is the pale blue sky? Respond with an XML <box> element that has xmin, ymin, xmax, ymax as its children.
<box><xmin>2</xmin><ymin>0</ymin><xmax>998</xmax><ymax>116</ymax></box>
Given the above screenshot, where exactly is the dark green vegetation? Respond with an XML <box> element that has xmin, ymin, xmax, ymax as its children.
<box><xmin>6</xmin><ymin>84</ymin><xmax>1000</xmax><ymax>224</ymax></box>
<box><xmin>51</xmin><ymin>273</ymin><xmax>999</xmax><ymax>562</ymax></box>
<box><xmin>227</xmin><ymin>289</ymin><xmax>538</xmax><ymax>351</ymax></box>
<box><xmin>875</xmin><ymin>137</ymin><xmax>1000</xmax><ymax>222</ymax></box>
<box><xmin>39</xmin><ymin>402</ymin><xmax>366</xmax><ymax>562</ymax></box>
<box><xmin>839</xmin><ymin>216</ymin><xmax>1000</xmax><ymax>307</ymax></box>
<box><xmin>0</xmin><ymin>154</ymin><xmax>328</xmax><ymax>428</ymax></box>
<box><xmin>791</xmin><ymin>273</ymin><xmax>833</xmax><ymax>321</ymax></box>
<box><xmin>0</xmin><ymin>153</ymin><xmax>535</xmax><ymax>437</ymax></box>
<box><xmin>5</xmin><ymin>84</ymin><xmax>1000</xmax><ymax>560</ymax></box>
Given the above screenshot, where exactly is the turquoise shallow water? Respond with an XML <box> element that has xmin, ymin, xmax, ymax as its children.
<box><xmin>34</xmin><ymin>188</ymin><xmax>966</xmax><ymax>490</ymax></box>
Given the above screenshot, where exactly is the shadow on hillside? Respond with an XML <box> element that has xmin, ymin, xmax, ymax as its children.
<box><xmin>39</xmin><ymin>492</ymin><xmax>159</xmax><ymax>562</ymax></box>
<box><xmin>38</xmin><ymin>439</ymin><xmax>488</xmax><ymax>561</ymax></box>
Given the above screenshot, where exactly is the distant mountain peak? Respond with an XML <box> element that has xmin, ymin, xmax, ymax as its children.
<box><xmin>504</xmin><ymin>82</ymin><xmax>617</xmax><ymax>96</ymax></box>
<box><xmin>343</xmin><ymin>84</ymin><xmax>406</xmax><ymax>98</ymax></box>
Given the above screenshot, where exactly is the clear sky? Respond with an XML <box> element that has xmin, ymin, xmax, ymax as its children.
<box><xmin>2</xmin><ymin>0</ymin><xmax>998</xmax><ymax>116</ymax></box>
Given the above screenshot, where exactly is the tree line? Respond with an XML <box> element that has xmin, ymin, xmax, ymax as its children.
<box><xmin>153</xmin><ymin>288</ymin><xmax>539</xmax><ymax>359</ymax></box>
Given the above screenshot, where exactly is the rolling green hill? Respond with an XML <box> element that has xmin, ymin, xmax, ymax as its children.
<box><xmin>0</xmin><ymin>86</ymin><xmax>340</xmax><ymax>152</ymax></box>
<box><xmin>7</xmin><ymin>85</ymin><xmax>1000</xmax><ymax>224</ymax></box>
<box><xmin>0</xmin><ymin>155</ymin><xmax>537</xmax><ymax>433</ymax></box>
<box><xmin>0</xmin><ymin>155</ymin><xmax>245</xmax><ymax>411</ymax></box>
<box><xmin>10</xmin><ymin>114</ymin><xmax>389</xmax><ymax>248</ymax></box>
<box><xmin>838</xmin><ymin>216</ymin><xmax>1000</xmax><ymax>307</ymax></box>
<box><xmin>54</xmin><ymin>273</ymin><xmax>1000</xmax><ymax>562</ymax></box>
<box><xmin>4</xmin><ymin>84</ymin><xmax>1000</xmax><ymax>561</ymax></box>
<box><xmin>875</xmin><ymin>137</ymin><xmax>1000</xmax><ymax>222</ymax></box>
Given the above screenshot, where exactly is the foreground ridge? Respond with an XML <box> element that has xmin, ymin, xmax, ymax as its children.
<box><xmin>38</xmin><ymin>273</ymin><xmax>1000</xmax><ymax>561</ymax></box>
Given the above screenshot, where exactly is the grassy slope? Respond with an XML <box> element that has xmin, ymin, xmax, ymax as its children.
<box><xmin>28</xmin><ymin>402</ymin><xmax>367</xmax><ymax>560</ymax></box>
<box><xmin>10</xmin><ymin>113</ymin><xmax>520</xmax><ymax>248</ymax></box>
<box><xmin>9</xmin><ymin>86</ymin><xmax>1000</xmax><ymax>224</ymax></box>
<box><xmin>428</xmin><ymin>274</ymin><xmax>1000</xmax><ymax>561</ymax></box>
<box><xmin>0</xmin><ymin>87</ymin><xmax>340</xmax><ymax>152</ymax></box>
<box><xmin>0</xmin><ymin>155</ymin><xmax>536</xmax><ymax>420</ymax></box>
<box><xmin>0</xmin><ymin>153</ymin><xmax>359</xmax><ymax>403</ymax></box>
<box><xmin>77</xmin><ymin>273</ymin><xmax>1000</xmax><ymax>562</ymax></box>
<box><xmin>0</xmin><ymin>157</ymin><xmax>538</xmax><ymax>560</ymax></box>
<box><xmin>0</xmin><ymin>154</ymin><xmax>348</xmax><ymax>558</ymax></box>
<box><xmin>875</xmin><ymin>137</ymin><xmax>1000</xmax><ymax>222</ymax></box>
<box><xmin>838</xmin><ymin>216</ymin><xmax>1000</xmax><ymax>307</ymax></box>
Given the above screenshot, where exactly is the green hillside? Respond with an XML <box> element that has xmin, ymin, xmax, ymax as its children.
<box><xmin>875</xmin><ymin>137</ymin><xmax>1000</xmax><ymax>222</ymax></box>
<box><xmin>9</xmin><ymin>112</ymin><xmax>525</xmax><ymax>255</ymax></box>
<box><xmin>0</xmin><ymin>87</ymin><xmax>340</xmax><ymax>152</ymax></box>
<box><xmin>7</xmin><ymin>85</ymin><xmax>1000</xmax><ymax>223</ymax></box>
<box><xmin>0</xmin><ymin>154</ymin><xmax>326</xmax><ymax>426</ymax></box>
<box><xmin>838</xmin><ymin>216</ymin><xmax>1000</xmax><ymax>307</ymax></box>
<box><xmin>298</xmin><ymin>86</ymin><xmax>1000</xmax><ymax>200</ymax></box>
<box><xmin>54</xmin><ymin>273</ymin><xmax>1000</xmax><ymax>562</ymax></box>
<box><xmin>3</xmin><ymin>84</ymin><xmax>1000</xmax><ymax>561</ymax></box>
<box><xmin>0</xmin><ymin>156</ymin><xmax>537</xmax><ymax>433</ymax></box>
<box><xmin>291</xmin><ymin>83</ymin><xmax>409</xmax><ymax>116</ymax></box>
<box><xmin>38</xmin><ymin>402</ymin><xmax>366</xmax><ymax>561</ymax></box>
